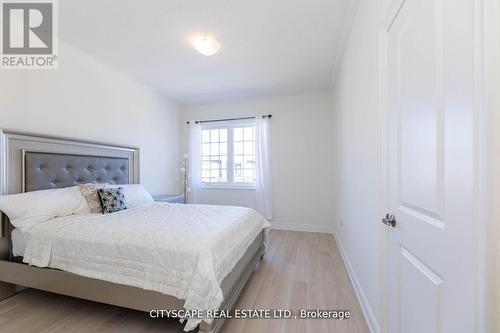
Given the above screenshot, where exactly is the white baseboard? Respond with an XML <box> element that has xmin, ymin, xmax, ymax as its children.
<box><xmin>270</xmin><ymin>221</ymin><xmax>335</xmax><ymax>234</ymax></box>
<box><xmin>333</xmin><ymin>231</ymin><xmax>380</xmax><ymax>333</ymax></box>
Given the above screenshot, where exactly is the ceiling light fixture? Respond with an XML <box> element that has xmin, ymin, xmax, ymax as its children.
<box><xmin>193</xmin><ymin>35</ymin><xmax>221</xmax><ymax>56</ymax></box>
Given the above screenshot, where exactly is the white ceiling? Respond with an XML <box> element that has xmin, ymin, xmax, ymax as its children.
<box><xmin>60</xmin><ymin>0</ymin><xmax>352</xmax><ymax>104</ymax></box>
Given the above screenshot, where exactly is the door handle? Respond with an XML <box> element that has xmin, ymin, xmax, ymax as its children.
<box><xmin>382</xmin><ymin>214</ymin><xmax>397</xmax><ymax>227</ymax></box>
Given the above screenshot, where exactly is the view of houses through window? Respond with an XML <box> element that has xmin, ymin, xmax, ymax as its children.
<box><xmin>201</xmin><ymin>123</ymin><xmax>256</xmax><ymax>185</ymax></box>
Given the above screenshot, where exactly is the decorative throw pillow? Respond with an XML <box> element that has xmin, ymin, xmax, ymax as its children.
<box><xmin>79</xmin><ymin>183</ymin><xmax>110</xmax><ymax>213</ymax></box>
<box><xmin>97</xmin><ymin>187</ymin><xmax>127</xmax><ymax>214</ymax></box>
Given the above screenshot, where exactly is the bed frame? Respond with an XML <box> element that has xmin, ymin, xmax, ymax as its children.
<box><xmin>0</xmin><ymin>129</ymin><xmax>265</xmax><ymax>333</ymax></box>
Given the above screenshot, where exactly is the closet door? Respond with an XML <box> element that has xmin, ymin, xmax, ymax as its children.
<box><xmin>385</xmin><ymin>0</ymin><xmax>478</xmax><ymax>332</ymax></box>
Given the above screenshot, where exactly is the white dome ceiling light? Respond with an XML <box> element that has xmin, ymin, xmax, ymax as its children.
<box><xmin>193</xmin><ymin>35</ymin><xmax>221</xmax><ymax>56</ymax></box>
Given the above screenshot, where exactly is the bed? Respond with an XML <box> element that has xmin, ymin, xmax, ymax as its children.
<box><xmin>0</xmin><ymin>130</ymin><xmax>269</xmax><ymax>333</ymax></box>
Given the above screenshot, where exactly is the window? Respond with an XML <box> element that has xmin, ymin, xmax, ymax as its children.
<box><xmin>201</xmin><ymin>122</ymin><xmax>256</xmax><ymax>187</ymax></box>
<box><xmin>201</xmin><ymin>128</ymin><xmax>228</xmax><ymax>183</ymax></box>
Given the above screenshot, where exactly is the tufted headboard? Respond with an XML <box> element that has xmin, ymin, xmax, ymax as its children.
<box><xmin>0</xmin><ymin>130</ymin><xmax>140</xmax><ymax>254</ymax></box>
<box><xmin>24</xmin><ymin>152</ymin><xmax>129</xmax><ymax>192</ymax></box>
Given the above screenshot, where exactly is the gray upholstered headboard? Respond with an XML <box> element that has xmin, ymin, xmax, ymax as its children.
<box><xmin>0</xmin><ymin>130</ymin><xmax>140</xmax><ymax>256</ymax></box>
<box><xmin>24</xmin><ymin>152</ymin><xmax>129</xmax><ymax>192</ymax></box>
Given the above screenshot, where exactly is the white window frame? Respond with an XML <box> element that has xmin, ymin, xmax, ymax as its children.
<box><xmin>200</xmin><ymin>119</ymin><xmax>256</xmax><ymax>190</ymax></box>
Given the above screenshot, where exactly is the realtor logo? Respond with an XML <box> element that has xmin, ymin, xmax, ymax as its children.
<box><xmin>1</xmin><ymin>0</ymin><xmax>58</xmax><ymax>69</ymax></box>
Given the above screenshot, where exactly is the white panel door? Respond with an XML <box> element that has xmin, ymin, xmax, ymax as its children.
<box><xmin>386</xmin><ymin>0</ymin><xmax>477</xmax><ymax>332</ymax></box>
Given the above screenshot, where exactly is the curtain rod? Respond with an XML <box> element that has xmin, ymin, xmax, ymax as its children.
<box><xmin>186</xmin><ymin>114</ymin><xmax>272</xmax><ymax>125</ymax></box>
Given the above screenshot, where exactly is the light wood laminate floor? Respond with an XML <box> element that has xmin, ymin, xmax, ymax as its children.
<box><xmin>0</xmin><ymin>230</ymin><xmax>369</xmax><ymax>333</ymax></box>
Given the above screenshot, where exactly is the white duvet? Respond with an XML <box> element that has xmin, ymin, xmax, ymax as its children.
<box><xmin>23</xmin><ymin>202</ymin><xmax>270</xmax><ymax>331</ymax></box>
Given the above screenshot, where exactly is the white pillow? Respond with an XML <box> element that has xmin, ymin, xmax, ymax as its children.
<box><xmin>110</xmin><ymin>184</ymin><xmax>154</xmax><ymax>208</ymax></box>
<box><xmin>0</xmin><ymin>186</ymin><xmax>90</xmax><ymax>233</ymax></box>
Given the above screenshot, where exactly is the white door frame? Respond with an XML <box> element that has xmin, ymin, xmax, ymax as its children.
<box><xmin>479</xmin><ymin>0</ymin><xmax>499</xmax><ymax>331</ymax></box>
<box><xmin>378</xmin><ymin>0</ymin><xmax>488</xmax><ymax>331</ymax></box>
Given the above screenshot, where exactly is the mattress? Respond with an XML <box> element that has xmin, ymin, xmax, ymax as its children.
<box><xmin>11</xmin><ymin>213</ymin><xmax>98</xmax><ymax>258</ymax></box>
<box><xmin>21</xmin><ymin>202</ymin><xmax>270</xmax><ymax>331</ymax></box>
<box><xmin>11</xmin><ymin>228</ymin><xmax>30</xmax><ymax>257</ymax></box>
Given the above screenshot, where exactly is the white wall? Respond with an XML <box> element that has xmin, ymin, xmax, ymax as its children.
<box><xmin>331</xmin><ymin>0</ymin><xmax>387</xmax><ymax>332</ymax></box>
<box><xmin>0</xmin><ymin>42</ymin><xmax>180</xmax><ymax>196</ymax></box>
<box><xmin>181</xmin><ymin>92</ymin><xmax>335</xmax><ymax>232</ymax></box>
<box><xmin>483</xmin><ymin>0</ymin><xmax>500</xmax><ymax>331</ymax></box>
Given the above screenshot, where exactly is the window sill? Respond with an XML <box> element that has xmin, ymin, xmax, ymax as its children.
<box><xmin>200</xmin><ymin>184</ymin><xmax>256</xmax><ymax>190</ymax></box>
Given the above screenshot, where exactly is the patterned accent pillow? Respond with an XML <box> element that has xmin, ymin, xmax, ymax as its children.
<box><xmin>79</xmin><ymin>183</ymin><xmax>110</xmax><ymax>213</ymax></box>
<box><xmin>97</xmin><ymin>187</ymin><xmax>127</xmax><ymax>214</ymax></box>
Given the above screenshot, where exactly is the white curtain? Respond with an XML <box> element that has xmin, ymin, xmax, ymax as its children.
<box><xmin>255</xmin><ymin>117</ymin><xmax>272</xmax><ymax>219</ymax></box>
<box><xmin>187</xmin><ymin>122</ymin><xmax>202</xmax><ymax>204</ymax></box>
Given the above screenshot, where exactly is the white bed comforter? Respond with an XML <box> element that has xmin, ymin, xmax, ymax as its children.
<box><xmin>23</xmin><ymin>203</ymin><xmax>270</xmax><ymax>330</ymax></box>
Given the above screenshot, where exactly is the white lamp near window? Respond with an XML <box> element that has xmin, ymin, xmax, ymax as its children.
<box><xmin>180</xmin><ymin>154</ymin><xmax>188</xmax><ymax>204</ymax></box>
<box><xmin>187</xmin><ymin>122</ymin><xmax>202</xmax><ymax>204</ymax></box>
